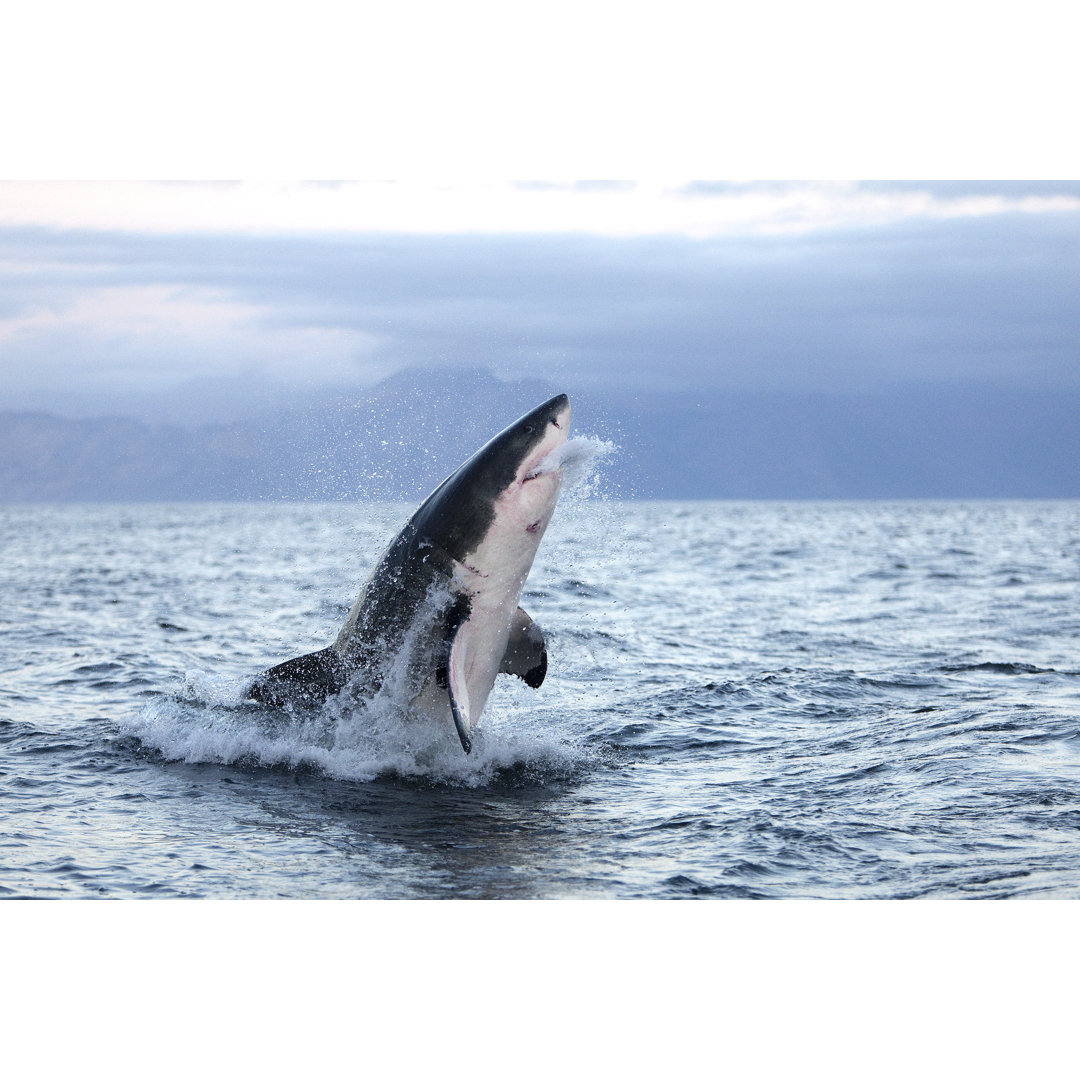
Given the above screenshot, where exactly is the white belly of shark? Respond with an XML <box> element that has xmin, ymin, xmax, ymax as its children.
<box><xmin>248</xmin><ymin>394</ymin><xmax>572</xmax><ymax>754</ymax></box>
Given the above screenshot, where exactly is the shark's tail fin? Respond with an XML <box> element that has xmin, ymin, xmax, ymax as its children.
<box><xmin>247</xmin><ymin>646</ymin><xmax>347</xmax><ymax>707</ymax></box>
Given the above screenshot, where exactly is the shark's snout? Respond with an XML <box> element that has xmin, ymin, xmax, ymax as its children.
<box><xmin>521</xmin><ymin>397</ymin><xmax>571</xmax><ymax>483</ymax></box>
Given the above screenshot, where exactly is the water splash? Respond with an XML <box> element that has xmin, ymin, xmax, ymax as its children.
<box><xmin>120</xmin><ymin>668</ymin><xmax>591</xmax><ymax>788</ymax></box>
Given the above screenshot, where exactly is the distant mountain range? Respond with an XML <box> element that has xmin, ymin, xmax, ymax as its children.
<box><xmin>2</xmin><ymin>369</ymin><xmax>1078</xmax><ymax>500</ymax></box>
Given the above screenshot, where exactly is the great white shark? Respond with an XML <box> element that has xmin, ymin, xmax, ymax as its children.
<box><xmin>247</xmin><ymin>393</ymin><xmax>571</xmax><ymax>753</ymax></box>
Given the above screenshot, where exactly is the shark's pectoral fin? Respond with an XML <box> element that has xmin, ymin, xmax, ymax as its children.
<box><xmin>499</xmin><ymin>607</ymin><xmax>548</xmax><ymax>689</ymax></box>
<box><xmin>441</xmin><ymin>606</ymin><xmax>545</xmax><ymax>755</ymax></box>
<box><xmin>248</xmin><ymin>646</ymin><xmax>347</xmax><ymax>707</ymax></box>
<box><xmin>445</xmin><ymin>620</ymin><xmax>474</xmax><ymax>755</ymax></box>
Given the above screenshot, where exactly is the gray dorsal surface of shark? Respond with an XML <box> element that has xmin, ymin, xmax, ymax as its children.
<box><xmin>247</xmin><ymin>393</ymin><xmax>571</xmax><ymax>753</ymax></box>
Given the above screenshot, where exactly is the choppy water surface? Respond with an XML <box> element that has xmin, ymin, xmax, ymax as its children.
<box><xmin>3</xmin><ymin>499</ymin><xmax>1080</xmax><ymax>898</ymax></box>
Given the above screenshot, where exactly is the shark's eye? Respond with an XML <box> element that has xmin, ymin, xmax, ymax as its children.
<box><xmin>522</xmin><ymin>425</ymin><xmax>534</xmax><ymax>433</ymax></box>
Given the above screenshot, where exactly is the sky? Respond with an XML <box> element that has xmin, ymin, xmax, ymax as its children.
<box><xmin>2</xmin><ymin>180</ymin><xmax>1079</xmax><ymax>423</ymax></box>
<box><xmin>2</xmin><ymin>3</ymin><xmax>1079</xmax><ymax>426</ymax></box>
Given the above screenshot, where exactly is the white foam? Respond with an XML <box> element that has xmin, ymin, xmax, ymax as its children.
<box><xmin>179</xmin><ymin>668</ymin><xmax>252</xmax><ymax>707</ymax></box>
<box><xmin>119</xmin><ymin>669</ymin><xmax>590</xmax><ymax>788</ymax></box>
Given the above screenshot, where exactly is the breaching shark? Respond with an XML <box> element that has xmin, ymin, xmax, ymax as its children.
<box><xmin>247</xmin><ymin>393</ymin><xmax>571</xmax><ymax>753</ymax></box>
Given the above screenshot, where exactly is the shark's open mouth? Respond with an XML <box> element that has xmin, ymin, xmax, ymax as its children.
<box><xmin>523</xmin><ymin>458</ymin><xmax>562</xmax><ymax>483</ymax></box>
<box><xmin>525</xmin><ymin>436</ymin><xmax>615</xmax><ymax>488</ymax></box>
<box><xmin>523</xmin><ymin>450</ymin><xmax>565</xmax><ymax>484</ymax></box>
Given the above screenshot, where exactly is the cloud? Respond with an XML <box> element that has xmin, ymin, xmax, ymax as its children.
<box><xmin>2</xmin><ymin>181</ymin><xmax>1079</xmax><ymax>240</ymax></box>
<box><xmin>1</xmin><ymin>196</ymin><xmax>1078</xmax><ymax>420</ymax></box>
<box><xmin>0</xmin><ymin>279</ymin><xmax>383</xmax><ymax>396</ymax></box>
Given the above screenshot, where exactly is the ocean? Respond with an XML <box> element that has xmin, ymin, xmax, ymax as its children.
<box><xmin>3</xmin><ymin>497</ymin><xmax>1080</xmax><ymax>899</ymax></box>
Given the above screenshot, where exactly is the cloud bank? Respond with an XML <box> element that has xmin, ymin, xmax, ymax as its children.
<box><xmin>0</xmin><ymin>182</ymin><xmax>1078</xmax><ymax>423</ymax></box>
